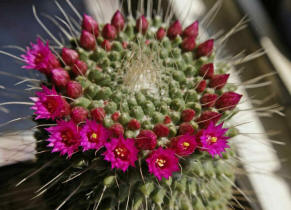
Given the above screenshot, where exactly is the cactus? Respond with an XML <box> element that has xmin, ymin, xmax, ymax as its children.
<box><xmin>7</xmin><ymin>1</ymin><xmax>246</xmax><ymax>209</ymax></box>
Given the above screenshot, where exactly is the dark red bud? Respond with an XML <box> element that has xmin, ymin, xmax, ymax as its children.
<box><xmin>101</xmin><ymin>40</ymin><xmax>112</xmax><ymax>51</ymax></box>
<box><xmin>111</xmin><ymin>112</ymin><xmax>120</xmax><ymax>121</ymax></box>
<box><xmin>167</xmin><ymin>20</ymin><xmax>182</xmax><ymax>39</ymax></box>
<box><xmin>183</xmin><ymin>21</ymin><xmax>199</xmax><ymax>38</ymax></box>
<box><xmin>136</xmin><ymin>15</ymin><xmax>149</xmax><ymax>34</ymax></box>
<box><xmin>209</xmin><ymin>74</ymin><xmax>229</xmax><ymax>90</ymax></box>
<box><xmin>66</xmin><ymin>81</ymin><xmax>82</xmax><ymax>99</ymax></box>
<box><xmin>91</xmin><ymin>107</ymin><xmax>105</xmax><ymax>122</ymax></box>
<box><xmin>80</xmin><ymin>30</ymin><xmax>96</xmax><ymax>51</ymax></box>
<box><xmin>179</xmin><ymin>122</ymin><xmax>195</xmax><ymax>135</ymax></box>
<box><xmin>72</xmin><ymin>60</ymin><xmax>88</xmax><ymax>76</ymax></box>
<box><xmin>196</xmin><ymin>80</ymin><xmax>207</xmax><ymax>93</ymax></box>
<box><xmin>111</xmin><ymin>10</ymin><xmax>125</xmax><ymax>32</ymax></box>
<box><xmin>51</xmin><ymin>68</ymin><xmax>70</xmax><ymax>87</ymax></box>
<box><xmin>199</xmin><ymin>63</ymin><xmax>214</xmax><ymax>79</ymax></box>
<box><xmin>156</xmin><ymin>27</ymin><xmax>166</xmax><ymax>41</ymax></box>
<box><xmin>197</xmin><ymin>39</ymin><xmax>214</xmax><ymax>57</ymax></box>
<box><xmin>181</xmin><ymin>109</ymin><xmax>196</xmax><ymax>122</ymax></box>
<box><xmin>127</xmin><ymin>119</ymin><xmax>141</xmax><ymax>130</ymax></box>
<box><xmin>196</xmin><ymin>111</ymin><xmax>222</xmax><ymax>128</ymax></box>
<box><xmin>200</xmin><ymin>93</ymin><xmax>218</xmax><ymax>108</ymax></box>
<box><xmin>215</xmin><ymin>92</ymin><xmax>242</xmax><ymax>111</ymax></box>
<box><xmin>110</xmin><ymin>123</ymin><xmax>124</xmax><ymax>137</ymax></box>
<box><xmin>82</xmin><ymin>14</ymin><xmax>99</xmax><ymax>37</ymax></box>
<box><xmin>181</xmin><ymin>36</ymin><xmax>196</xmax><ymax>51</ymax></box>
<box><xmin>70</xmin><ymin>106</ymin><xmax>88</xmax><ymax>123</ymax></box>
<box><xmin>102</xmin><ymin>24</ymin><xmax>117</xmax><ymax>41</ymax></box>
<box><xmin>153</xmin><ymin>124</ymin><xmax>169</xmax><ymax>137</ymax></box>
<box><xmin>164</xmin><ymin>115</ymin><xmax>172</xmax><ymax>124</ymax></box>
<box><xmin>61</xmin><ymin>48</ymin><xmax>79</xmax><ymax>66</ymax></box>
<box><xmin>136</xmin><ymin>130</ymin><xmax>157</xmax><ymax>150</ymax></box>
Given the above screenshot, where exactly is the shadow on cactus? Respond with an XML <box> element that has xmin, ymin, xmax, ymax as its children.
<box><xmin>2</xmin><ymin>0</ymin><xmax>252</xmax><ymax>209</ymax></box>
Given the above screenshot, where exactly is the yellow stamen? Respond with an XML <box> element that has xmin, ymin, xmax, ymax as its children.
<box><xmin>210</xmin><ymin>136</ymin><xmax>217</xmax><ymax>143</ymax></box>
<box><xmin>183</xmin><ymin>142</ymin><xmax>190</xmax><ymax>147</ymax></box>
<box><xmin>91</xmin><ymin>132</ymin><xmax>98</xmax><ymax>139</ymax></box>
<box><xmin>156</xmin><ymin>158</ymin><xmax>166</xmax><ymax>168</ymax></box>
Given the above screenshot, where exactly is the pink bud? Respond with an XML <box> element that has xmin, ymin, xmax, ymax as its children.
<box><xmin>136</xmin><ymin>130</ymin><xmax>157</xmax><ymax>150</ymax></box>
<box><xmin>153</xmin><ymin>124</ymin><xmax>170</xmax><ymax>137</ymax></box>
<box><xmin>209</xmin><ymin>74</ymin><xmax>229</xmax><ymax>90</ymax></box>
<box><xmin>72</xmin><ymin>60</ymin><xmax>88</xmax><ymax>76</ymax></box>
<box><xmin>196</xmin><ymin>111</ymin><xmax>222</xmax><ymax>128</ymax></box>
<box><xmin>200</xmin><ymin>93</ymin><xmax>218</xmax><ymax>108</ymax></box>
<box><xmin>91</xmin><ymin>107</ymin><xmax>105</xmax><ymax>122</ymax></box>
<box><xmin>61</xmin><ymin>48</ymin><xmax>79</xmax><ymax>66</ymax></box>
<box><xmin>102</xmin><ymin>24</ymin><xmax>117</xmax><ymax>41</ymax></box>
<box><xmin>111</xmin><ymin>10</ymin><xmax>125</xmax><ymax>32</ymax></box>
<box><xmin>179</xmin><ymin>122</ymin><xmax>195</xmax><ymax>135</ymax></box>
<box><xmin>80</xmin><ymin>30</ymin><xmax>96</xmax><ymax>51</ymax></box>
<box><xmin>101</xmin><ymin>40</ymin><xmax>112</xmax><ymax>51</ymax></box>
<box><xmin>110</xmin><ymin>123</ymin><xmax>124</xmax><ymax>137</ymax></box>
<box><xmin>199</xmin><ymin>63</ymin><xmax>214</xmax><ymax>79</ymax></box>
<box><xmin>215</xmin><ymin>92</ymin><xmax>242</xmax><ymax>111</ymax></box>
<box><xmin>71</xmin><ymin>106</ymin><xmax>88</xmax><ymax>123</ymax></box>
<box><xmin>181</xmin><ymin>109</ymin><xmax>196</xmax><ymax>122</ymax></box>
<box><xmin>183</xmin><ymin>21</ymin><xmax>199</xmax><ymax>38</ymax></box>
<box><xmin>156</xmin><ymin>27</ymin><xmax>166</xmax><ymax>40</ymax></box>
<box><xmin>167</xmin><ymin>20</ymin><xmax>182</xmax><ymax>39</ymax></box>
<box><xmin>82</xmin><ymin>14</ymin><xmax>99</xmax><ymax>37</ymax></box>
<box><xmin>122</xmin><ymin>41</ymin><xmax>128</xmax><ymax>49</ymax></box>
<box><xmin>136</xmin><ymin>15</ymin><xmax>149</xmax><ymax>34</ymax></box>
<box><xmin>197</xmin><ymin>39</ymin><xmax>214</xmax><ymax>57</ymax></box>
<box><xmin>196</xmin><ymin>80</ymin><xmax>206</xmax><ymax>93</ymax></box>
<box><xmin>181</xmin><ymin>36</ymin><xmax>196</xmax><ymax>51</ymax></box>
<box><xmin>127</xmin><ymin>119</ymin><xmax>141</xmax><ymax>130</ymax></box>
<box><xmin>51</xmin><ymin>68</ymin><xmax>70</xmax><ymax>87</ymax></box>
<box><xmin>66</xmin><ymin>81</ymin><xmax>82</xmax><ymax>99</ymax></box>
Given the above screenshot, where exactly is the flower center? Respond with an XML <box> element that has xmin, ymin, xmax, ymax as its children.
<box><xmin>45</xmin><ymin>98</ymin><xmax>57</xmax><ymax>113</ymax></box>
<box><xmin>61</xmin><ymin>130</ymin><xmax>76</xmax><ymax>146</ymax></box>
<box><xmin>114</xmin><ymin>146</ymin><xmax>129</xmax><ymax>160</ymax></box>
<box><xmin>155</xmin><ymin>158</ymin><xmax>167</xmax><ymax>169</ymax></box>
<box><xmin>88</xmin><ymin>132</ymin><xmax>99</xmax><ymax>143</ymax></box>
<box><xmin>183</xmin><ymin>141</ymin><xmax>190</xmax><ymax>150</ymax></box>
<box><xmin>208</xmin><ymin>136</ymin><xmax>217</xmax><ymax>143</ymax></box>
<box><xmin>35</xmin><ymin>52</ymin><xmax>44</xmax><ymax>64</ymax></box>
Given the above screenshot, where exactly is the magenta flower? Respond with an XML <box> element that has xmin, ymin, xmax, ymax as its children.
<box><xmin>46</xmin><ymin>120</ymin><xmax>80</xmax><ymax>157</ymax></box>
<box><xmin>30</xmin><ymin>85</ymin><xmax>70</xmax><ymax>120</ymax></box>
<box><xmin>197</xmin><ymin>121</ymin><xmax>230</xmax><ymax>157</ymax></box>
<box><xmin>80</xmin><ymin>120</ymin><xmax>109</xmax><ymax>151</ymax></box>
<box><xmin>21</xmin><ymin>38</ymin><xmax>60</xmax><ymax>75</ymax></box>
<box><xmin>103</xmin><ymin>137</ymin><xmax>138</xmax><ymax>172</ymax></box>
<box><xmin>170</xmin><ymin>134</ymin><xmax>197</xmax><ymax>157</ymax></box>
<box><xmin>146</xmin><ymin>147</ymin><xmax>179</xmax><ymax>181</ymax></box>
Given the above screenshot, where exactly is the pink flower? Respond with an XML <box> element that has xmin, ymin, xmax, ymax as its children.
<box><xmin>21</xmin><ymin>38</ymin><xmax>60</xmax><ymax>75</ymax></box>
<box><xmin>197</xmin><ymin>121</ymin><xmax>230</xmax><ymax>157</ymax></box>
<box><xmin>46</xmin><ymin>120</ymin><xmax>80</xmax><ymax>157</ymax></box>
<box><xmin>146</xmin><ymin>147</ymin><xmax>179</xmax><ymax>181</ymax></box>
<box><xmin>103</xmin><ymin>137</ymin><xmax>138</xmax><ymax>172</ymax></box>
<box><xmin>31</xmin><ymin>85</ymin><xmax>70</xmax><ymax>120</ymax></box>
<box><xmin>170</xmin><ymin>134</ymin><xmax>197</xmax><ymax>156</ymax></box>
<box><xmin>80</xmin><ymin>120</ymin><xmax>109</xmax><ymax>151</ymax></box>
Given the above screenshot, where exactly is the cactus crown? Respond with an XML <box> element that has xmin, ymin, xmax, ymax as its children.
<box><xmin>17</xmin><ymin>1</ymin><xmax>244</xmax><ymax>209</ymax></box>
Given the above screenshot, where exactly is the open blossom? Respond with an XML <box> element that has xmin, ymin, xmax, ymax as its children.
<box><xmin>80</xmin><ymin>120</ymin><xmax>109</xmax><ymax>151</ymax></box>
<box><xmin>197</xmin><ymin>121</ymin><xmax>230</xmax><ymax>157</ymax></box>
<box><xmin>21</xmin><ymin>38</ymin><xmax>60</xmax><ymax>75</ymax></box>
<box><xmin>30</xmin><ymin>85</ymin><xmax>70</xmax><ymax>120</ymax></box>
<box><xmin>103</xmin><ymin>137</ymin><xmax>138</xmax><ymax>172</ymax></box>
<box><xmin>46</xmin><ymin>120</ymin><xmax>80</xmax><ymax>157</ymax></box>
<box><xmin>170</xmin><ymin>134</ymin><xmax>197</xmax><ymax>156</ymax></box>
<box><xmin>146</xmin><ymin>147</ymin><xmax>179</xmax><ymax>181</ymax></box>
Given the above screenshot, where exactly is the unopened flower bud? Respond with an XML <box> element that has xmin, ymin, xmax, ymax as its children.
<box><xmin>80</xmin><ymin>30</ymin><xmax>96</xmax><ymax>50</ymax></box>
<box><xmin>197</xmin><ymin>39</ymin><xmax>214</xmax><ymax>57</ymax></box>
<box><xmin>66</xmin><ymin>81</ymin><xmax>82</xmax><ymax>99</ymax></box>
<box><xmin>51</xmin><ymin>68</ymin><xmax>70</xmax><ymax>87</ymax></box>
<box><xmin>111</xmin><ymin>10</ymin><xmax>125</xmax><ymax>32</ymax></box>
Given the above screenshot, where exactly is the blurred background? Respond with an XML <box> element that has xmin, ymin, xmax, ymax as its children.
<box><xmin>0</xmin><ymin>0</ymin><xmax>291</xmax><ymax>209</ymax></box>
